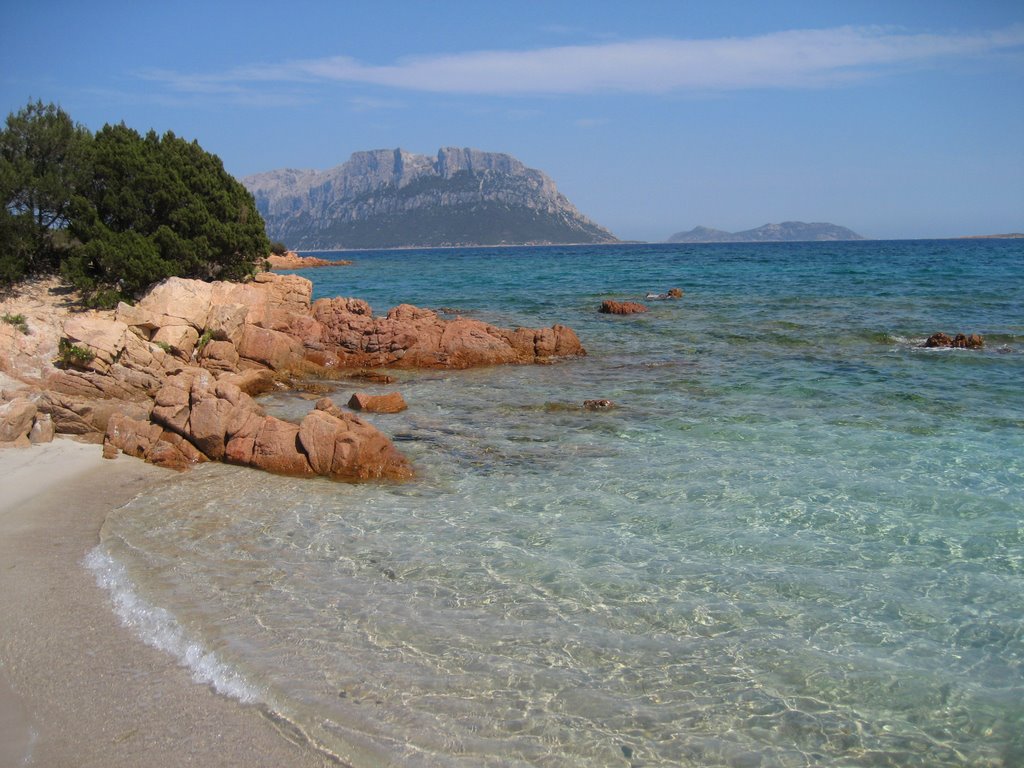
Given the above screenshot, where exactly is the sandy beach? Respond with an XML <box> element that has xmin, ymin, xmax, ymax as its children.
<box><xmin>0</xmin><ymin>438</ymin><xmax>337</xmax><ymax>768</ymax></box>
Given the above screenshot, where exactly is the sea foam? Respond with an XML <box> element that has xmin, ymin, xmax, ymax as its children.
<box><xmin>84</xmin><ymin>546</ymin><xmax>262</xmax><ymax>704</ymax></box>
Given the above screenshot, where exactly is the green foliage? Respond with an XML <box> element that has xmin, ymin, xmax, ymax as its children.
<box><xmin>2</xmin><ymin>312</ymin><xmax>29</xmax><ymax>333</ymax></box>
<box><xmin>57</xmin><ymin>337</ymin><xmax>95</xmax><ymax>368</ymax></box>
<box><xmin>196</xmin><ymin>328</ymin><xmax>214</xmax><ymax>352</ymax></box>
<box><xmin>0</xmin><ymin>100</ymin><xmax>91</xmax><ymax>282</ymax></box>
<box><xmin>154</xmin><ymin>340</ymin><xmax>173</xmax><ymax>353</ymax></box>
<box><xmin>66</xmin><ymin>123</ymin><xmax>269</xmax><ymax>301</ymax></box>
<box><xmin>1</xmin><ymin>101</ymin><xmax>270</xmax><ymax>300</ymax></box>
<box><xmin>269</xmin><ymin>240</ymin><xmax>288</xmax><ymax>255</ymax></box>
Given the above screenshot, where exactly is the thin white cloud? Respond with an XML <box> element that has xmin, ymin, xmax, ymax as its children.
<box><xmin>146</xmin><ymin>25</ymin><xmax>1024</xmax><ymax>97</ymax></box>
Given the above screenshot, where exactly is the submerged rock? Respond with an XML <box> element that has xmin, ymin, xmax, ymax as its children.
<box><xmin>924</xmin><ymin>332</ymin><xmax>984</xmax><ymax>349</ymax></box>
<box><xmin>348</xmin><ymin>391</ymin><xmax>408</xmax><ymax>414</ymax></box>
<box><xmin>599</xmin><ymin>300</ymin><xmax>647</xmax><ymax>315</ymax></box>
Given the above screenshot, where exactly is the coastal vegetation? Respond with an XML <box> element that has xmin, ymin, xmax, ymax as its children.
<box><xmin>0</xmin><ymin>100</ymin><xmax>269</xmax><ymax>306</ymax></box>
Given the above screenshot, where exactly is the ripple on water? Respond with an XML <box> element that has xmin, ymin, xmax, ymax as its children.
<box><xmin>96</xmin><ymin>242</ymin><xmax>1024</xmax><ymax>766</ymax></box>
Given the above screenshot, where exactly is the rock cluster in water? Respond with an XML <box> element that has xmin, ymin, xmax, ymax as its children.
<box><xmin>0</xmin><ymin>272</ymin><xmax>585</xmax><ymax>480</ymax></box>
<box><xmin>923</xmin><ymin>332</ymin><xmax>984</xmax><ymax>349</ymax></box>
<box><xmin>599</xmin><ymin>300</ymin><xmax>648</xmax><ymax>315</ymax></box>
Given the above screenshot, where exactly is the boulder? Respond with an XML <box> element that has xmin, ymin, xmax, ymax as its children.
<box><xmin>313</xmin><ymin>397</ymin><xmax>346</xmax><ymax>420</ymax></box>
<box><xmin>236</xmin><ymin>324</ymin><xmax>305</xmax><ymax>371</ymax></box>
<box><xmin>219</xmin><ymin>368</ymin><xmax>275</xmax><ymax>396</ymax></box>
<box><xmin>29</xmin><ymin>413</ymin><xmax>55</xmax><ymax>444</ymax></box>
<box><xmin>104</xmin><ymin>412</ymin><xmax>207</xmax><ymax>471</ymax></box>
<box><xmin>205</xmin><ymin>303</ymin><xmax>249</xmax><ymax>345</ymax></box>
<box><xmin>61</xmin><ymin>316</ymin><xmax>130</xmax><ymax>373</ymax></box>
<box><xmin>0</xmin><ymin>398</ymin><xmax>37</xmax><ymax>442</ymax></box>
<box><xmin>249</xmin><ymin>417</ymin><xmax>314</xmax><ymax>477</ymax></box>
<box><xmin>584</xmin><ymin>399</ymin><xmax>616</xmax><ymax>410</ymax></box>
<box><xmin>198</xmin><ymin>339</ymin><xmax>241</xmax><ymax>374</ymax></box>
<box><xmin>152</xmin><ymin>325</ymin><xmax>200</xmax><ymax>358</ymax></box>
<box><xmin>36</xmin><ymin>390</ymin><xmax>151</xmax><ymax>437</ymax></box>
<box><xmin>129</xmin><ymin>277</ymin><xmax>214</xmax><ymax>331</ymax></box>
<box><xmin>348</xmin><ymin>391</ymin><xmax>408</xmax><ymax>413</ymax></box>
<box><xmin>600</xmin><ymin>300</ymin><xmax>647</xmax><ymax>315</ymax></box>
<box><xmin>300</xmin><ymin>404</ymin><xmax>414</xmax><ymax>481</ymax></box>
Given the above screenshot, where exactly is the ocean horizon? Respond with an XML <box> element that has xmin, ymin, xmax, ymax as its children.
<box><xmin>91</xmin><ymin>240</ymin><xmax>1023</xmax><ymax>766</ymax></box>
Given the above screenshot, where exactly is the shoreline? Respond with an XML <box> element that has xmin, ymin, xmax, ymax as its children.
<box><xmin>0</xmin><ymin>439</ymin><xmax>337</xmax><ymax>768</ymax></box>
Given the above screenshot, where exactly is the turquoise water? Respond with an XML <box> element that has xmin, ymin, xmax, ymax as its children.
<box><xmin>92</xmin><ymin>241</ymin><xmax>1023</xmax><ymax>766</ymax></box>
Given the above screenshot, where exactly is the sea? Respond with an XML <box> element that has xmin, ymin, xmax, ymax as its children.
<box><xmin>87</xmin><ymin>240</ymin><xmax>1023</xmax><ymax>767</ymax></box>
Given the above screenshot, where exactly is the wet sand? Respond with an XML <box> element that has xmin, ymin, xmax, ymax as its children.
<box><xmin>0</xmin><ymin>438</ymin><xmax>338</xmax><ymax>767</ymax></box>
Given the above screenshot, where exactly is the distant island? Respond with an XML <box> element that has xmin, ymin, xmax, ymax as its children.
<box><xmin>243</xmin><ymin>147</ymin><xmax>619</xmax><ymax>250</ymax></box>
<box><xmin>667</xmin><ymin>222</ymin><xmax>865</xmax><ymax>243</ymax></box>
<box><xmin>956</xmin><ymin>233</ymin><xmax>1024</xmax><ymax>239</ymax></box>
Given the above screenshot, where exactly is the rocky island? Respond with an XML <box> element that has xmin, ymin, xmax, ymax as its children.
<box><xmin>243</xmin><ymin>147</ymin><xmax>619</xmax><ymax>249</ymax></box>
<box><xmin>667</xmin><ymin>221</ymin><xmax>864</xmax><ymax>243</ymax></box>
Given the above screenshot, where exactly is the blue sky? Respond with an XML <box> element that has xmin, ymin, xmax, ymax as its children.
<box><xmin>3</xmin><ymin>1</ymin><xmax>1022</xmax><ymax>240</ymax></box>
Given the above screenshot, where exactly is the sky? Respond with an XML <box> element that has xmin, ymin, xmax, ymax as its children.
<box><xmin>2</xmin><ymin>1</ymin><xmax>1022</xmax><ymax>241</ymax></box>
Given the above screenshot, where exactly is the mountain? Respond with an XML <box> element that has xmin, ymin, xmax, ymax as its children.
<box><xmin>242</xmin><ymin>147</ymin><xmax>618</xmax><ymax>250</ymax></box>
<box><xmin>667</xmin><ymin>222</ymin><xmax>865</xmax><ymax>243</ymax></box>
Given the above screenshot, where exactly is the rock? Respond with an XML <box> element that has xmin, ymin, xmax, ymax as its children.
<box><xmin>61</xmin><ymin>316</ymin><xmax>130</xmax><ymax>373</ymax></box>
<box><xmin>37</xmin><ymin>390</ymin><xmax>152</xmax><ymax>437</ymax></box>
<box><xmin>198</xmin><ymin>340</ymin><xmax>240</xmax><ymax>374</ymax></box>
<box><xmin>314</xmin><ymin>397</ymin><xmax>346</xmax><ymax>420</ymax></box>
<box><xmin>104</xmin><ymin>412</ymin><xmax>207</xmax><ymax>471</ymax></box>
<box><xmin>0</xmin><ymin>398</ymin><xmax>38</xmax><ymax>442</ymax></box>
<box><xmin>29</xmin><ymin>413</ymin><xmax>55</xmax><ymax>444</ymax></box>
<box><xmin>298</xmin><ymin>408</ymin><xmax>413</xmax><ymax>481</ymax></box>
<box><xmin>348</xmin><ymin>391</ymin><xmax>407</xmax><ymax>413</ymax></box>
<box><xmin>266</xmin><ymin>252</ymin><xmax>350</xmax><ymax>269</ymax></box>
<box><xmin>219</xmin><ymin>368</ymin><xmax>275</xmax><ymax>396</ymax></box>
<box><xmin>599</xmin><ymin>300</ymin><xmax>648</xmax><ymax>315</ymax></box>
<box><xmin>667</xmin><ymin>287</ymin><xmax>683</xmax><ymax>298</ymax></box>
<box><xmin>249</xmin><ymin>417</ymin><xmax>314</xmax><ymax>477</ymax></box>
<box><xmin>924</xmin><ymin>332</ymin><xmax>985</xmax><ymax>349</ymax></box>
<box><xmin>236</xmin><ymin>324</ymin><xmax>305</xmax><ymax>371</ymax></box>
<box><xmin>583</xmin><ymin>399</ymin><xmax>616</xmax><ymax>410</ymax></box>
<box><xmin>105</xmin><ymin>412</ymin><xmax>164</xmax><ymax>459</ymax></box>
<box><xmin>130</xmin><ymin>277</ymin><xmax>214</xmax><ymax>331</ymax></box>
<box><xmin>310</xmin><ymin>298</ymin><xmax>585</xmax><ymax>368</ymax></box>
<box><xmin>152</xmin><ymin>325</ymin><xmax>200</xmax><ymax>358</ymax></box>
<box><xmin>205</xmin><ymin>303</ymin><xmax>249</xmax><ymax>345</ymax></box>
<box><xmin>347</xmin><ymin>369</ymin><xmax>397</xmax><ymax>384</ymax></box>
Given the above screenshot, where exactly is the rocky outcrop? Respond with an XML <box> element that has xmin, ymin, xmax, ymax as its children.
<box><xmin>600</xmin><ymin>300</ymin><xmax>648</xmax><ymax>315</ymax></box>
<box><xmin>348</xmin><ymin>391</ymin><xmax>407</xmax><ymax>414</ymax></box>
<box><xmin>2</xmin><ymin>272</ymin><xmax>584</xmax><ymax>481</ymax></box>
<box><xmin>266</xmin><ymin>252</ymin><xmax>350</xmax><ymax>270</ymax></box>
<box><xmin>243</xmin><ymin>147</ymin><xmax>618</xmax><ymax>249</ymax></box>
<box><xmin>307</xmin><ymin>300</ymin><xmax>584</xmax><ymax>369</ymax></box>
<box><xmin>106</xmin><ymin>369</ymin><xmax>413</xmax><ymax>480</ymax></box>
<box><xmin>924</xmin><ymin>332</ymin><xmax>985</xmax><ymax>349</ymax></box>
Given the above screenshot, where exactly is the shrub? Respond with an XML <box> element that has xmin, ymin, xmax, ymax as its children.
<box><xmin>2</xmin><ymin>312</ymin><xmax>28</xmax><ymax>333</ymax></box>
<box><xmin>57</xmin><ymin>337</ymin><xmax>95</xmax><ymax>368</ymax></box>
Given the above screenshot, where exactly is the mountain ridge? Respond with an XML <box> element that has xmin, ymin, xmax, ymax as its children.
<box><xmin>667</xmin><ymin>222</ymin><xmax>865</xmax><ymax>243</ymax></box>
<box><xmin>243</xmin><ymin>147</ymin><xmax>618</xmax><ymax>250</ymax></box>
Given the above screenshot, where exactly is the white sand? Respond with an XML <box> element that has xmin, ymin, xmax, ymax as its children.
<box><xmin>0</xmin><ymin>438</ymin><xmax>338</xmax><ymax>767</ymax></box>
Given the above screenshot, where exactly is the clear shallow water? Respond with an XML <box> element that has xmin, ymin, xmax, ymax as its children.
<box><xmin>92</xmin><ymin>241</ymin><xmax>1023</xmax><ymax>766</ymax></box>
